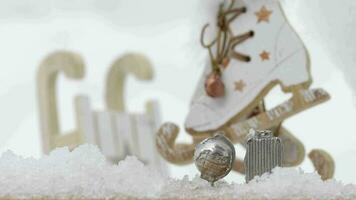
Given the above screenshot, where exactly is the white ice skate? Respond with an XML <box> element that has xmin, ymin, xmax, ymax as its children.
<box><xmin>185</xmin><ymin>0</ymin><xmax>328</xmax><ymax>133</ymax></box>
<box><xmin>156</xmin><ymin>0</ymin><xmax>333</xmax><ymax>179</ymax></box>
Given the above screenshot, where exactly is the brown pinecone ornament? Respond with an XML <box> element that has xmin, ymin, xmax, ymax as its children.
<box><xmin>205</xmin><ymin>72</ymin><xmax>225</xmax><ymax>97</ymax></box>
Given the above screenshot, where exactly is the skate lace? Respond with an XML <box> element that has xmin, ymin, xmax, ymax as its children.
<box><xmin>201</xmin><ymin>0</ymin><xmax>254</xmax><ymax>74</ymax></box>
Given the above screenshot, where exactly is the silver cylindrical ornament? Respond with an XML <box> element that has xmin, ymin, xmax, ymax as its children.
<box><xmin>244</xmin><ymin>130</ymin><xmax>282</xmax><ymax>182</ymax></box>
<box><xmin>194</xmin><ymin>133</ymin><xmax>235</xmax><ymax>186</ymax></box>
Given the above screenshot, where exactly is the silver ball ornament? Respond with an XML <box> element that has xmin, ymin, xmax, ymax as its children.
<box><xmin>194</xmin><ymin>133</ymin><xmax>235</xmax><ymax>185</ymax></box>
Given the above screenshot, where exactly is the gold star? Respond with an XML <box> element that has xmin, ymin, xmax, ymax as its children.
<box><xmin>255</xmin><ymin>6</ymin><xmax>272</xmax><ymax>23</ymax></box>
<box><xmin>260</xmin><ymin>50</ymin><xmax>270</xmax><ymax>61</ymax></box>
<box><xmin>234</xmin><ymin>80</ymin><xmax>246</xmax><ymax>92</ymax></box>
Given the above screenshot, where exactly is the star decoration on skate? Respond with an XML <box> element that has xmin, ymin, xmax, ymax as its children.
<box><xmin>234</xmin><ymin>80</ymin><xmax>246</xmax><ymax>92</ymax></box>
<box><xmin>255</xmin><ymin>6</ymin><xmax>272</xmax><ymax>23</ymax></box>
<box><xmin>260</xmin><ymin>51</ymin><xmax>270</xmax><ymax>61</ymax></box>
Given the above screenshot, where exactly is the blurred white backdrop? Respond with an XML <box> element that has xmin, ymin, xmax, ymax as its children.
<box><xmin>0</xmin><ymin>0</ymin><xmax>355</xmax><ymax>184</ymax></box>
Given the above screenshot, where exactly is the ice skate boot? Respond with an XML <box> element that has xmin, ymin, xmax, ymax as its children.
<box><xmin>155</xmin><ymin>0</ymin><xmax>333</xmax><ymax>178</ymax></box>
<box><xmin>185</xmin><ymin>0</ymin><xmax>329</xmax><ymax>134</ymax></box>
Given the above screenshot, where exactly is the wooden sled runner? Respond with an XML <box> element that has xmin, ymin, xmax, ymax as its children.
<box><xmin>37</xmin><ymin>51</ymin><xmax>167</xmax><ymax>172</ymax></box>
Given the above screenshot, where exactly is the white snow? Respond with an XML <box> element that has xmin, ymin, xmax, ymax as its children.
<box><xmin>0</xmin><ymin>144</ymin><xmax>355</xmax><ymax>199</ymax></box>
<box><xmin>0</xmin><ymin>144</ymin><xmax>165</xmax><ymax>199</ymax></box>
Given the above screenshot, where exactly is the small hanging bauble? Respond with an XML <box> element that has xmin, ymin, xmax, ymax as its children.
<box><xmin>194</xmin><ymin>133</ymin><xmax>235</xmax><ymax>186</ymax></box>
<box><xmin>205</xmin><ymin>72</ymin><xmax>225</xmax><ymax>97</ymax></box>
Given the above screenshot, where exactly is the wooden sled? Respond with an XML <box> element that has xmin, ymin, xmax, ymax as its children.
<box><xmin>37</xmin><ymin>51</ymin><xmax>167</xmax><ymax>172</ymax></box>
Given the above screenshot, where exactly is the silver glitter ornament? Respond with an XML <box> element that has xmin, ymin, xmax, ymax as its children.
<box><xmin>194</xmin><ymin>133</ymin><xmax>235</xmax><ymax>186</ymax></box>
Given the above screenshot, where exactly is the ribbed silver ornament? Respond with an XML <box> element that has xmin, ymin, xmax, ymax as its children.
<box><xmin>244</xmin><ymin>130</ymin><xmax>282</xmax><ymax>182</ymax></box>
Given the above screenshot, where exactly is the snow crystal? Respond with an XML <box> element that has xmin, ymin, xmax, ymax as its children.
<box><xmin>0</xmin><ymin>144</ymin><xmax>355</xmax><ymax>199</ymax></box>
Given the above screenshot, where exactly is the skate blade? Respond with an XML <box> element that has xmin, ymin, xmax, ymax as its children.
<box><xmin>228</xmin><ymin>88</ymin><xmax>330</xmax><ymax>143</ymax></box>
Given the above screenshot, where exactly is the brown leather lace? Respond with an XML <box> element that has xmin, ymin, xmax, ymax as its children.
<box><xmin>201</xmin><ymin>0</ymin><xmax>253</xmax><ymax>74</ymax></box>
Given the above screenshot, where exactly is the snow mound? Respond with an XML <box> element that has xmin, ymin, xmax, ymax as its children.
<box><xmin>0</xmin><ymin>144</ymin><xmax>165</xmax><ymax>199</ymax></box>
<box><xmin>0</xmin><ymin>144</ymin><xmax>355</xmax><ymax>200</ymax></box>
<box><xmin>162</xmin><ymin>168</ymin><xmax>356</xmax><ymax>200</ymax></box>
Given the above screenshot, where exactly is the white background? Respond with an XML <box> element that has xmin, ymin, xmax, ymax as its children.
<box><xmin>0</xmin><ymin>0</ymin><xmax>355</xmax><ymax>184</ymax></box>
